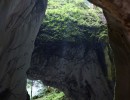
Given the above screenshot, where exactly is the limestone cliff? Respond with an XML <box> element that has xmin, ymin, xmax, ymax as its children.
<box><xmin>88</xmin><ymin>0</ymin><xmax>130</xmax><ymax>100</ymax></box>
<box><xmin>0</xmin><ymin>0</ymin><xmax>47</xmax><ymax>100</ymax></box>
<box><xmin>27</xmin><ymin>38</ymin><xmax>114</xmax><ymax>100</ymax></box>
<box><xmin>1</xmin><ymin>0</ymin><xmax>130</xmax><ymax>100</ymax></box>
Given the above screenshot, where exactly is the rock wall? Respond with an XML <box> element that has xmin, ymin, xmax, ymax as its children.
<box><xmin>27</xmin><ymin>39</ymin><xmax>114</xmax><ymax>100</ymax></box>
<box><xmin>0</xmin><ymin>0</ymin><xmax>47</xmax><ymax>100</ymax></box>
<box><xmin>1</xmin><ymin>0</ymin><xmax>130</xmax><ymax>100</ymax></box>
<box><xmin>88</xmin><ymin>0</ymin><xmax>130</xmax><ymax>100</ymax></box>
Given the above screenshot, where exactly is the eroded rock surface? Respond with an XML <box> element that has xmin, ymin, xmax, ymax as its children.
<box><xmin>0</xmin><ymin>0</ymin><xmax>47</xmax><ymax>100</ymax></box>
<box><xmin>1</xmin><ymin>0</ymin><xmax>130</xmax><ymax>100</ymax></box>
<box><xmin>88</xmin><ymin>0</ymin><xmax>130</xmax><ymax>100</ymax></box>
<box><xmin>27</xmin><ymin>40</ymin><xmax>114</xmax><ymax>100</ymax></box>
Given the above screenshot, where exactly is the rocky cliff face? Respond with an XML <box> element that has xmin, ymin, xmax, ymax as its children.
<box><xmin>88</xmin><ymin>0</ymin><xmax>130</xmax><ymax>100</ymax></box>
<box><xmin>1</xmin><ymin>0</ymin><xmax>130</xmax><ymax>100</ymax></box>
<box><xmin>0</xmin><ymin>0</ymin><xmax>47</xmax><ymax>100</ymax></box>
<box><xmin>27</xmin><ymin>39</ymin><xmax>114</xmax><ymax>100</ymax></box>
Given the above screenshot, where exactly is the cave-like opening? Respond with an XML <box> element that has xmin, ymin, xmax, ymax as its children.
<box><xmin>27</xmin><ymin>0</ymin><xmax>114</xmax><ymax>100</ymax></box>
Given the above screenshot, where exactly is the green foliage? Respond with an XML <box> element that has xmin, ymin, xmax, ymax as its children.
<box><xmin>38</xmin><ymin>0</ymin><xmax>107</xmax><ymax>42</ymax></box>
<box><xmin>32</xmin><ymin>0</ymin><xmax>109</xmax><ymax>99</ymax></box>
<box><xmin>33</xmin><ymin>87</ymin><xmax>65</xmax><ymax>100</ymax></box>
<box><xmin>41</xmin><ymin>91</ymin><xmax>64</xmax><ymax>100</ymax></box>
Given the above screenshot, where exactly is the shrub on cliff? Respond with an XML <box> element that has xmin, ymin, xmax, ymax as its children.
<box><xmin>37</xmin><ymin>0</ymin><xmax>107</xmax><ymax>42</ymax></box>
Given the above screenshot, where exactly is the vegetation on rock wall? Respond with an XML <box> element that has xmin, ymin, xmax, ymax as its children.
<box><xmin>28</xmin><ymin>0</ymin><xmax>113</xmax><ymax>100</ymax></box>
<box><xmin>33</xmin><ymin>87</ymin><xmax>65</xmax><ymax>100</ymax></box>
<box><xmin>36</xmin><ymin>0</ymin><xmax>108</xmax><ymax>43</ymax></box>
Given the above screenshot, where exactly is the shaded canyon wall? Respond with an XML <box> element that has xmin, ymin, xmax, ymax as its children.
<box><xmin>0</xmin><ymin>0</ymin><xmax>47</xmax><ymax>100</ymax></box>
<box><xmin>88</xmin><ymin>0</ymin><xmax>130</xmax><ymax>100</ymax></box>
<box><xmin>0</xmin><ymin>0</ymin><xmax>130</xmax><ymax>100</ymax></box>
<box><xmin>27</xmin><ymin>36</ymin><xmax>114</xmax><ymax>100</ymax></box>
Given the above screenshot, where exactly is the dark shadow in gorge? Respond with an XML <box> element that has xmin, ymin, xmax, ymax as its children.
<box><xmin>27</xmin><ymin>25</ymin><xmax>114</xmax><ymax>100</ymax></box>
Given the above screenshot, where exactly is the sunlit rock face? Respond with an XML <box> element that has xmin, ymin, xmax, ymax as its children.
<box><xmin>0</xmin><ymin>0</ymin><xmax>47</xmax><ymax>100</ymax></box>
<box><xmin>27</xmin><ymin>39</ymin><xmax>114</xmax><ymax>100</ymax></box>
<box><xmin>88</xmin><ymin>0</ymin><xmax>130</xmax><ymax>100</ymax></box>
